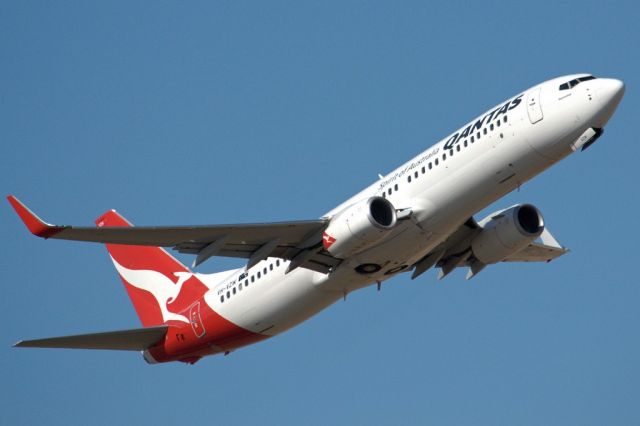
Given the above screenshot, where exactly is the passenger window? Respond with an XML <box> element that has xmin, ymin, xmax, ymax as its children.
<box><xmin>251</xmin><ymin>275</ymin><xmax>255</xmax><ymax>282</ymax></box>
<box><xmin>239</xmin><ymin>283</ymin><xmax>242</xmax><ymax>290</ymax></box>
<box><xmin>233</xmin><ymin>288</ymin><xmax>236</xmax><ymax>295</ymax></box>
<box><xmin>220</xmin><ymin>295</ymin><xmax>224</xmax><ymax>303</ymax></box>
<box><xmin>245</xmin><ymin>279</ymin><xmax>248</xmax><ymax>287</ymax></box>
<box><xmin>435</xmin><ymin>158</ymin><xmax>439</xmax><ymax>166</ymax></box>
<box><xmin>276</xmin><ymin>260</ymin><xmax>280</xmax><ymax>267</ymax></box>
<box><xmin>394</xmin><ymin>184</ymin><xmax>398</xmax><ymax>191</ymax></box>
<box><xmin>442</xmin><ymin>153</ymin><xmax>446</xmax><ymax>161</ymax></box>
<box><xmin>428</xmin><ymin>162</ymin><xmax>432</xmax><ymax>169</ymax></box>
<box><xmin>456</xmin><ymin>145</ymin><xmax>461</xmax><ymax>152</ymax></box>
<box><xmin>270</xmin><ymin>264</ymin><xmax>274</xmax><ymax>271</ymax></box>
<box><xmin>226</xmin><ymin>291</ymin><xmax>230</xmax><ymax>298</ymax></box>
<box><xmin>477</xmin><ymin>132</ymin><xmax>480</xmax><ymax>139</ymax></box>
<box><xmin>414</xmin><ymin>171</ymin><xmax>418</xmax><ymax>178</ymax></box>
<box><xmin>449</xmin><ymin>149</ymin><xmax>453</xmax><ymax>156</ymax></box>
<box><xmin>490</xmin><ymin>123</ymin><xmax>494</xmax><ymax>131</ymax></box>
<box><xmin>421</xmin><ymin>166</ymin><xmax>425</xmax><ymax>174</ymax></box>
<box><xmin>388</xmin><ymin>188</ymin><xmax>392</xmax><ymax>195</ymax></box>
<box><xmin>263</xmin><ymin>267</ymin><xmax>267</xmax><ymax>275</ymax></box>
<box><xmin>504</xmin><ymin>116</ymin><xmax>508</xmax><ymax>123</ymax></box>
<box><xmin>483</xmin><ymin>128</ymin><xmax>487</xmax><ymax>135</ymax></box>
<box><xmin>407</xmin><ymin>176</ymin><xmax>411</xmax><ymax>183</ymax></box>
<box><xmin>497</xmin><ymin>120</ymin><xmax>501</xmax><ymax>127</ymax></box>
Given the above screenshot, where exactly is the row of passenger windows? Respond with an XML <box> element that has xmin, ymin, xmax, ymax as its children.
<box><xmin>220</xmin><ymin>259</ymin><xmax>283</xmax><ymax>303</ymax></box>
<box><xmin>383</xmin><ymin>115</ymin><xmax>508</xmax><ymax>197</ymax></box>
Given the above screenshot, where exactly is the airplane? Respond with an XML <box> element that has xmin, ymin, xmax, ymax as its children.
<box><xmin>8</xmin><ymin>73</ymin><xmax>624</xmax><ymax>364</ymax></box>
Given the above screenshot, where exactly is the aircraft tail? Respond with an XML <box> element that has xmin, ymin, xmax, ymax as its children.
<box><xmin>96</xmin><ymin>210</ymin><xmax>206</xmax><ymax>327</ymax></box>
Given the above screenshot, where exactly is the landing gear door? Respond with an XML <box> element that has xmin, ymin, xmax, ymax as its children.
<box><xmin>527</xmin><ymin>87</ymin><xmax>544</xmax><ymax>124</ymax></box>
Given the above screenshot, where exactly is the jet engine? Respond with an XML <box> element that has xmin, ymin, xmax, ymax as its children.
<box><xmin>323</xmin><ymin>196</ymin><xmax>397</xmax><ymax>258</ymax></box>
<box><xmin>471</xmin><ymin>204</ymin><xmax>544</xmax><ymax>264</ymax></box>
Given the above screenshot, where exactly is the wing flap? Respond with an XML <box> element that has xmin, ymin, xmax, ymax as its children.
<box><xmin>503</xmin><ymin>242</ymin><xmax>568</xmax><ymax>262</ymax></box>
<box><xmin>14</xmin><ymin>326</ymin><xmax>168</xmax><ymax>351</ymax></box>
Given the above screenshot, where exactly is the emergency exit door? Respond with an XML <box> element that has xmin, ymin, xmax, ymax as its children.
<box><xmin>527</xmin><ymin>87</ymin><xmax>544</xmax><ymax>124</ymax></box>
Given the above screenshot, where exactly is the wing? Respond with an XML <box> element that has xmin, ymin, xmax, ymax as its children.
<box><xmin>411</xmin><ymin>218</ymin><xmax>568</xmax><ymax>280</ymax></box>
<box><xmin>14</xmin><ymin>326</ymin><xmax>168</xmax><ymax>351</ymax></box>
<box><xmin>502</xmin><ymin>229</ymin><xmax>568</xmax><ymax>262</ymax></box>
<box><xmin>8</xmin><ymin>195</ymin><xmax>339</xmax><ymax>273</ymax></box>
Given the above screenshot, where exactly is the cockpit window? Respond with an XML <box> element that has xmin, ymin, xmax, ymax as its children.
<box><xmin>559</xmin><ymin>75</ymin><xmax>597</xmax><ymax>90</ymax></box>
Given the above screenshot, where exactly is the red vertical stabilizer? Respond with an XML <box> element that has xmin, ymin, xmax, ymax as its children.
<box><xmin>95</xmin><ymin>211</ymin><xmax>208</xmax><ymax>327</ymax></box>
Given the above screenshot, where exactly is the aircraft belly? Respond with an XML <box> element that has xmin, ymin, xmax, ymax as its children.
<box><xmin>207</xmin><ymin>268</ymin><xmax>340</xmax><ymax>337</ymax></box>
<box><xmin>349</xmin><ymin>229</ymin><xmax>449</xmax><ymax>279</ymax></box>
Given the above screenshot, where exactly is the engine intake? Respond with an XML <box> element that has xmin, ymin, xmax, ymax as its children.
<box><xmin>471</xmin><ymin>204</ymin><xmax>544</xmax><ymax>265</ymax></box>
<box><xmin>323</xmin><ymin>196</ymin><xmax>397</xmax><ymax>258</ymax></box>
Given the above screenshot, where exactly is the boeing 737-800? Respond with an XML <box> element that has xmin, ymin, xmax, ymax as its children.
<box><xmin>8</xmin><ymin>74</ymin><xmax>624</xmax><ymax>364</ymax></box>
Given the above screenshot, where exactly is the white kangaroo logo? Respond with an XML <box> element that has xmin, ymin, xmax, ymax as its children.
<box><xmin>110</xmin><ymin>256</ymin><xmax>191</xmax><ymax>324</ymax></box>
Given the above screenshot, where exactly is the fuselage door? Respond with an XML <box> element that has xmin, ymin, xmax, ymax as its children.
<box><xmin>526</xmin><ymin>87</ymin><xmax>544</xmax><ymax>124</ymax></box>
<box><xmin>189</xmin><ymin>301</ymin><xmax>206</xmax><ymax>338</ymax></box>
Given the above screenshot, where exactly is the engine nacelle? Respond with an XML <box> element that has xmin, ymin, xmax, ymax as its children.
<box><xmin>323</xmin><ymin>196</ymin><xmax>397</xmax><ymax>258</ymax></box>
<box><xmin>471</xmin><ymin>204</ymin><xmax>544</xmax><ymax>264</ymax></box>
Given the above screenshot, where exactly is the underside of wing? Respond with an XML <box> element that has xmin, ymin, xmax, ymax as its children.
<box><xmin>411</xmin><ymin>213</ymin><xmax>569</xmax><ymax>280</ymax></box>
<box><xmin>502</xmin><ymin>241</ymin><xmax>568</xmax><ymax>262</ymax></box>
<box><xmin>502</xmin><ymin>227</ymin><xmax>569</xmax><ymax>262</ymax></box>
<box><xmin>7</xmin><ymin>195</ymin><xmax>339</xmax><ymax>273</ymax></box>
<box><xmin>14</xmin><ymin>326</ymin><xmax>168</xmax><ymax>351</ymax></box>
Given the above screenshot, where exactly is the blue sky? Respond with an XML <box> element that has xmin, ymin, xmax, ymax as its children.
<box><xmin>1</xmin><ymin>1</ymin><xmax>638</xmax><ymax>425</ymax></box>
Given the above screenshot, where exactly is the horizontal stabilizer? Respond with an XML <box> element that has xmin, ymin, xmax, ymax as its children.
<box><xmin>14</xmin><ymin>326</ymin><xmax>168</xmax><ymax>351</ymax></box>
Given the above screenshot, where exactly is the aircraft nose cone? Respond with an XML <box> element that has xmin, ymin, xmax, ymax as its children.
<box><xmin>598</xmin><ymin>78</ymin><xmax>625</xmax><ymax>110</ymax></box>
<box><xmin>593</xmin><ymin>78</ymin><xmax>625</xmax><ymax>127</ymax></box>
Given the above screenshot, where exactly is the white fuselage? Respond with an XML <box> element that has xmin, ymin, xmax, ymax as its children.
<box><xmin>202</xmin><ymin>75</ymin><xmax>624</xmax><ymax>340</ymax></box>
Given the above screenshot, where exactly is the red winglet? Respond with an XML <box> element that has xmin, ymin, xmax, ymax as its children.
<box><xmin>7</xmin><ymin>195</ymin><xmax>65</xmax><ymax>238</ymax></box>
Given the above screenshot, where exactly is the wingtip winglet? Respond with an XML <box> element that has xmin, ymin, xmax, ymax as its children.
<box><xmin>6</xmin><ymin>195</ymin><xmax>65</xmax><ymax>238</ymax></box>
